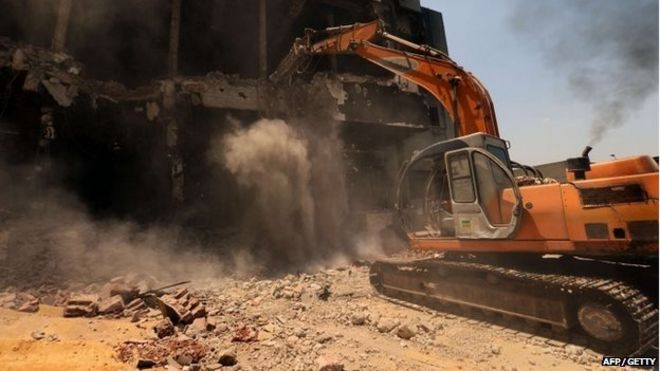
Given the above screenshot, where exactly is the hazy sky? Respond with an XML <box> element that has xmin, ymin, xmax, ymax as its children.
<box><xmin>421</xmin><ymin>0</ymin><xmax>659</xmax><ymax>165</ymax></box>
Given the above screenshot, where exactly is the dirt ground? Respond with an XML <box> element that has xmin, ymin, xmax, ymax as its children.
<box><xmin>0</xmin><ymin>264</ymin><xmax>640</xmax><ymax>371</ymax></box>
<box><xmin>0</xmin><ymin>305</ymin><xmax>148</xmax><ymax>370</ymax></box>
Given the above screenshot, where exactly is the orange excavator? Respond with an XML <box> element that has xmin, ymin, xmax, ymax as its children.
<box><xmin>272</xmin><ymin>20</ymin><xmax>658</xmax><ymax>355</ymax></box>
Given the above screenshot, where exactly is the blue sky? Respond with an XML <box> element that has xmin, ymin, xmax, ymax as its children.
<box><xmin>421</xmin><ymin>0</ymin><xmax>658</xmax><ymax>164</ymax></box>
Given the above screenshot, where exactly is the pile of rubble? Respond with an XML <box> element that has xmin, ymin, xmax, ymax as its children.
<box><xmin>111</xmin><ymin>270</ymin><xmax>353</xmax><ymax>370</ymax></box>
<box><xmin>0</xmin><ymin>264</ymin><xmax>616</xmax><ymax>370</ymax></box>
<box><xmin>157</xmin><ymin>288</ymin><xmax>210</xmax><ymax>326</ymax></box>
<box><xmin>117</xmin><ymin>338</ymin><xmax>210</xmax><ymax>370</ymax></box>
<box><xmin>62</xmin><ymin>275</ymin><xmax>156</xmax><ymax>319</ymax></box>
<box><xmin>1</xmin><ymin>37</ymin><xmax>82</xmax><ymax>107</ymax></box>
<box><xmin>0</xmin><ymin>37</ymin><xmax>160</xmax><ymax>110</ymax></box>
<box><xmin>0</xmin><ymin>292</ymin><xmax>40</xmax><ymax>313</ymax></box>
<box><xmin>1</xmin><ymin>273</ymin><xmax>179</xmax><ymax>323</ymax></box>
<box><xmin>115</xmin><ymin>287</ymin><xmax>241</xmax><ymax>370</ymax></box>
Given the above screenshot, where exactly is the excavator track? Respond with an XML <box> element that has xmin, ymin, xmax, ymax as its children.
<box><xmin>369</xmin><ymin>257</ymin><xmax>658</xmax><ymax>356</ymax></box>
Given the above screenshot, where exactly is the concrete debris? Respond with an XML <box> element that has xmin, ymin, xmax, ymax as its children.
<box><xmin>154</xmin><ymin>319</ymin><xmax>176</xmax><ymax>339</ymax></box>
<box><xmin>98</xmin><ymin>295</ymin><xmax>125</xmax><ymax>314</ymax></box>
<box><xmin>316</xmin><ymin>333</ymin><xmax>333</xmax><ymax>344</ymax></box>
<box><xmin>1</xmin><ymin>39</ymin><xmax>163</xmax><ymax>108</ymax></box>
<box><xmin>117</xmin><ymin>338</ymin><xmax>207</xmax><ymax>368</ymax></box>
<box><xmin>376</xmin><ymin>318</ymin><xmax>399</xmax><ymax>333</ymax></box>
<box><xmin>0</xmin><ymin>293</ymin><xmax>17</xmax><ymax>309</ymax></box>
<box><xmin>175</xmin><ymin>353</ymin><xmax>193</xmax><ymax>366</ymax></box>
<box><xmin>159</xmin><ymin>289</ymin><xmax>205</xmax><ymax>326</ymax></box>
<box><xmin>174</xmin><ymin>288</ymin><xmax>189</xmax><ymax>300</ymax></box>
<box><xmin>167</xmin><ymin>356</ymin><xmax>182</xmax><ymax>370</ymax></box>
<box><xmin>41</xmin><ymin>276</ymin><xmax>193</xmax><ymax>326</ymax></box>
<box><xmin>11</xmin><ymin>48</ymin><xmax>27</xmax><ymax>70</ymax></box>
<box><xmin>186</xmin><ymin>317</ymin><xmax>207</xmax><ymax>337</ymax></box>
<box><xmin>131</xmin><ymin>311</ymin><xmax>143</xmax><ymax>323</ymax></box>
<box><xmin>126</xmin><ymin>298</ymin><xmax>147</xmax><ymax>312</ymax></box>
<box><xmin>316</xmin><ymin>284</ymin><xmax>332</xmax><ymax>301</ymax></box>
<box><xmin>418</xmin><ymin>322</ymin><xmax>433</xmax><ymax>333</ymax></box>
<box><xmin>205</xmin><ymin>317</ymin><xmax>217</xmax><ymax>331</ymax></box>
<box><xmin>64</xmin><ymin>296</ymin><xmax>98</xmax><ymax>318</ymax></box>
<box><xmin>396</xmin><ymin>324</ymin><xmax>416</xmax><ymax>340</ymax></box>
<box><xmin>136</xmin><ymin>358</ymin><xmax>157</xmax><ymax>369</ymax></box>
<box><xmin>145</xmin><ymin>101</ymin><xmax>160</xmax><ymax>121</ymax></box>
<box><xmin>218</xmin><ymin>349</ymin><xmax>238</xmax><ymax>366</ymax></box>
<box><xmin>350</xmin><ymin>312</ymin><xmax>366</xmax><ymax>325</ymax></box>
<box><xmin>191</xmin><ymin>305</ymin><xmax>206</xmax><ymax>319</ymax></box>
<box><xmin>180</xmin><ymin>310</ymin><xmax>194</xmax><ymax>325</ymax></box>
<box><xmin>66</xmin><ymin>295</ymin><xmax>98</xmax><ymax>306</ymax></box>
<box><xmin>18</xmin><ymin>299</ymin><xmax>39</xmax><ymax>313</ymax></box>
<box><xmin>316</xmin><ymin>354</ymin><xmax>344</xmax><ymax>371</ymax></box>
<box><xmin>0</xmin><ymin>266</ymin><xmax>617</xmax><ymax>370</ymax></box>
<box><xmin>232</xmin><ymin>323</ymin><xmax>258</xmax><ymax>342</ymax></box>
<box><xmin>273</xmin><ymin>284</ymin><xmax>304</xmax><ymax>300</ymax></box>
<box><xmin>31</xmin><ymin>330</ymin><xmax>46</xmax><ymax>340</ymax></box>
<box><xmin>41</xmin><ymin>78</ymin><xmax>75</xmax><ymax>106</ymax></box>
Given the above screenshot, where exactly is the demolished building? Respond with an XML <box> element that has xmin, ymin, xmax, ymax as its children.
<box><xmin>0</xmin><ymin>0</ymin><xmax>453</xmax><ymax>249</ymax></box>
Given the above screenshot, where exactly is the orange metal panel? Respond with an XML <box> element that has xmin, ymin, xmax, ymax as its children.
<box><xmin>410</xmin><ymin>238</ymin><xmax>576</xmax><ymax>253</ymax></box>
<box><xmin>561</xmin><ymin>173</ymin><xmax>658</xmax><ymax>242</ymax></box>
<box><xmin>514</xmin><ymin>183</ymin><xmax>569</xmax><ymax>240</ymax></box>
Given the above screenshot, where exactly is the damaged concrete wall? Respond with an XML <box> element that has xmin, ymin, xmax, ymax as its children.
<box><xmin>0</xmin><ymin>0</ymin><xmax>452</xmax><ymax>252</ymax></box>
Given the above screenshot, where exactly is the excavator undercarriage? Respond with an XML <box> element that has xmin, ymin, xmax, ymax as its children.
<box><xmin>370</xmin><ymin>253</ymin><xmax>658</xmax><ymax>356</ymax></box>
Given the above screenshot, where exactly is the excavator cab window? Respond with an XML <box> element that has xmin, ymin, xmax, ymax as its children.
<box><xmin>447</xmin><ymin>152</ymin><xmax>476</xmax><ymax>203</ymax></box>
<box><xmin>486</xmin><ymin>144</ymin><xmax>511</xmax><ymax>170</ymax></box>
<box><xmin>445</xmin><ymin>148</ymin><xmax>521</xmax><ymax>239</ymax></box>
<box><xmin>473</xmin><ymin>152</ymin><xmax>515</xmax><ymax>225</ymax></box>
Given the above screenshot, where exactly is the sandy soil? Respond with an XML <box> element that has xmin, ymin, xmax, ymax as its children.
<box><xmin>0</xmin><ymin>305</ymin><xmax>149</xmax><ymax>371</ymax></box>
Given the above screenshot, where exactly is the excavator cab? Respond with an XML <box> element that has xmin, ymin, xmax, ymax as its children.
<box><xmin>396</xmin><ymin>133</ymin><xmax>522</xmax><ymax>240</ymax></box>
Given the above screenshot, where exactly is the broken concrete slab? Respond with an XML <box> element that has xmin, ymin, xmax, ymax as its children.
<box><xmin>42</xmin><ymin>78</ymin><xmax>74</xmax><ymax>107</ymax></box>
<box><xmin>18</xmin><ymin>299</ymin><xmax>39</xmax><ymax>313</ymax></box>
<box><xmin>67</xmin><ymin>295</ymin><xmax>99</xmax><ymax>306</ymax></box>
<box><xmin>63</xmin><ymin>304</ymin><xmax>97</xmax><ymax>318</ymax></box>
<box><xmin>154</xmin><ymin>319</ymin><xmax>176</xmax><ymax>339</ymax></box>
<box><xmin>98</xmin><ymin>295</ymin><xmax>125</xmax><ymax>315</ymax></box>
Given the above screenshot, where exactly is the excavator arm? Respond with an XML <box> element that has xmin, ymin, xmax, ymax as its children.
<box><xmin>271</xmin><ymin>20</ymin><xmax>499</xmax><ymax>137</ymax></box>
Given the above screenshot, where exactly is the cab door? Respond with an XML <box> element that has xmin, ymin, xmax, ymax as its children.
<box><xmin>445</xmin><ymin>148</ymin><xmax>522</xmax><ymax>239</ymax></box>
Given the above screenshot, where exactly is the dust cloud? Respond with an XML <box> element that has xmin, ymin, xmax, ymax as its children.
<box><xmin>512</xmin><ymin>0</ymin><xmax>659</xmax><ymax>144</ymax></box>
<box><xmin>0</xmin><ymin>162</ymin><xmax>228</xmax><ymax>289</ymax></box>
<box><xmin>0</xmin><ymin>117</ymin><xmax>388</xmax><ymax>288</ymax></box>
<box><xmin>211</xmin><ymin>118</ymin><xmax>362</xmax><ymax>271</ymax></box>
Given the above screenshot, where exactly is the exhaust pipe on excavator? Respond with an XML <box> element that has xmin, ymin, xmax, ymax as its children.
<box><xmin>567</xmin><ymin>146</ymin><xmax>593</xmax><ymax>180</ymax></box>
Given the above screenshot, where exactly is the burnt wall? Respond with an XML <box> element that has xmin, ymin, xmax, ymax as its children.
<box><xmin>0</xmin><ymin>0</ymin><xmax>450</xmax><ymax>231</ymax></box>
<box><xmin>0</xmin><ymin>0</ymin><xmax>447</xmax><ymax>83</ymax></box>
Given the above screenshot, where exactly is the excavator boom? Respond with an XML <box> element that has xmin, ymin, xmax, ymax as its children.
<box><xmin>271</xmin><ymin>21</ymin><xmax>499</xmax><ymax>137</ymax></box>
